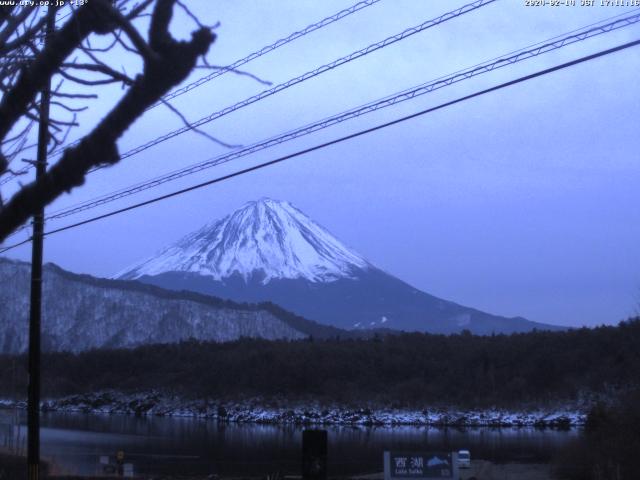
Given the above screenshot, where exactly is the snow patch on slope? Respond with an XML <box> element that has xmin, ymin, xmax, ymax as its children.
<box><xmin>117</xmin><ymin>198</ymin><xmax>370</xmax><ymax>284</ymax></box>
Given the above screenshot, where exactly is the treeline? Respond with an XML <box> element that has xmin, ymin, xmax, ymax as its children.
<box><xmin>1</xmin><ymin>319</ymin><xmax>639</xmax><ymax>407</ymax></box>
<box><xmin>554</xmin><ymin>389</ymin><xmax>640</xmax><ymax>479</ymax></box>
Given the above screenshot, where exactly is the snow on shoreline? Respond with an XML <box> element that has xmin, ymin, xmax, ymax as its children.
<box><xmin>0</xmin><ymin>391</ymin><xmax>586</xmax><ymax>428</ymax></box>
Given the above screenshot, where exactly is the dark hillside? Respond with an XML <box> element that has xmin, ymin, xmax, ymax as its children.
<box><xmin>1</xmin><ymin>319</ymin><xmax>638</xmax><ymax>408</ymax></box>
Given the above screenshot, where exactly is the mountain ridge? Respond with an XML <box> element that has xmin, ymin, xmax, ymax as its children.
<box><xmin>0</xmin><ymin>256</ymin><xmax>347</xmax><ymax>353</ymax></box>
<box><xmin>119</xmin><ymin>198</ymin><xmax>563</xmax><ymax>334</ymax></box>
<box><xmin>118</xmin><ymin>198</ymin><xmax>370</xmax><ymax>283</ymax></box>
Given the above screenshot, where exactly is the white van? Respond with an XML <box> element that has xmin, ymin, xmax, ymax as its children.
<box><xmin>458</xmin><ymin>449</ymin><xmax>471</xmax><ymax>468</ymax></box>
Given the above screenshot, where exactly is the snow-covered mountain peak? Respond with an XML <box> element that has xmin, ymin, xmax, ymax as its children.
<box><xmin>117</xmin><ymin>198</ymin><xmax>370</xmax><ymax>283</ymax></box>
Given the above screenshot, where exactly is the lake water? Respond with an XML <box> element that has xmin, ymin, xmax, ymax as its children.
<box><xmin>2</xmin><ymin>411</ymin><xmax>580</xmax><ymax>477</ymax></box>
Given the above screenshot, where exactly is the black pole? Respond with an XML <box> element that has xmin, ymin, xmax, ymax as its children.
<box><xmin>27</xmin><ymin>7</ymin><xmax>55</xmax><ymax>480</ymax></box>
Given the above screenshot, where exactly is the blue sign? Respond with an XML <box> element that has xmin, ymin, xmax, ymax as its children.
<box><xmin>384</xmin><ymin>452</ymin><xmax>458</xmax><ymax>479</ymax></box>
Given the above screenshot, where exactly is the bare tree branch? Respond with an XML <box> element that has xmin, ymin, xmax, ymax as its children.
<box><xmin>0</xmin><ymin>13</ymin><xmax>47</xmax><ymax>56</ymax></box>
<box><xmin>0</xmin><ymin>0</ymin><xmax>215</xmax><ymax>241</ymax></box>
<box><xmin>126</xmin><ymin>0</ymin><xmax>155</xmax><ymax>20</ymax></box>
<box><xmin>58</xmin><ymin>66</ymin><xmax>129</xmax><ymax>86</ymax></box>
<box><xmin>51</xmin><ymin>91</ymin><xmax>98</xmax><ymax>99</ymax></box>
<box><xmin>0</xmin><ymin>6</ymin><xmax>36</xmax><ymax>50</ymax></box>
<box><xmin>50</xmin><ymin>101</ymin><xmax>88</xmax><ymax>113</ymax></box>
<box><xmin>159</xmin><ymin>98</ymin><xmax>241</xmax><ymax>149</ymax></box>
<box><xmin>197</xmin><ymin>63</ymin><xmax>272</xmax><ymax>86</ymax></box>
<box><xmin>109</xmin><ymin>6</ymin><xmax>159</xmax><ymax>63</ymax></box>
<box><xmin>0</xmin><ymin>0</ymin><xmax>121</xmax><ymax>172</ymax></box>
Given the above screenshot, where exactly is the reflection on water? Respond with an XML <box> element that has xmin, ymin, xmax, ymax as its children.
<box><xmin>3</xmin><ymin>411</ymin><xmax>580</xmax><ymax>476</ymax></box>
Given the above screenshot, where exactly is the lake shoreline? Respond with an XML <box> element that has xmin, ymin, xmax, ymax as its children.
<box><xmin>0</xmin><ymin>391</ymin><xmax>586</xmax><ymax>428</ymax></box>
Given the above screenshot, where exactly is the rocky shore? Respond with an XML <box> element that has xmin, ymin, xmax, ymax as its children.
<box><xmin>0</xmin><ymin>391</ymin><xmax>586</xmax><ymax>428</ymax></box>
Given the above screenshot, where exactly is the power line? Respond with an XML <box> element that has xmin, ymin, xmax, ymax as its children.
<box><xmin>1</xmin><ymin>0</ymin><xmax>491</xmax><ymax>187</ymax></box>
<box><xmin>5</xmin><ymin>9</ymin><xmax>638</xmax><ymax>245</ymax></box>
<box><xmin>149</xmin><ymin>0</ymin><xmax>384</xmax><ymax>109</ymax></box>
<box><xmin>5</xmin><ymin>8</ymin><xmax>635</xmax><ymax>241</ymax></box>
<box><xmin>0</xmin><ymin>0</ymin><xmax>384</xmax><ymax>184</ymax></box>
<box><xmin>2</xmin><ymin>37</ymin><xmax>638</xmax><ymax>254</ymax></box>
<box><xmin>110</xmin><ymin>0</ymin><xmax>497</xmax><ymax>163</ymax></box>
<box><xmin>1</xmin><ymin>0</ymin><xmax>495</xmax><ymax>185</ymax></box>
<box><xmin>5</xmin><ymin>5</ymin><xmax>639</xmax><ymax>239</ymax></box>
<box><xmin>51</xmin><ymin>0</ymin><xmax>384</xmax><ymax>156</ymax></box>
<box><xmin>0</xmin><ymin>236</ymin><xmax>31</xmax><ymax>253</ymax></box>
<box><xmin>34</xmin><ymin>11</ymin><xmax>640</xmax><ymax>226</ymax></box>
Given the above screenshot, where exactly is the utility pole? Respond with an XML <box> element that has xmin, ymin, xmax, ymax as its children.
<box><xmin>27</xmin><ymin>6</ymin><xmax>55</xmax><ymax>480</ymax></box>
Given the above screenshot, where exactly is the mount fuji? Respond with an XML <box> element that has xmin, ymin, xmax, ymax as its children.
<box><xmin>118</xmin><ymin>198</ymin><xmax>560</xmax><ymax>334</ymax></box>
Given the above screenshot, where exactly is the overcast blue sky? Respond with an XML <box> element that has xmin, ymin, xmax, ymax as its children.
<box><xmin>3</xmin><ymin>0</ymin><xmax>639</xmax><ymax>327</ymax></box>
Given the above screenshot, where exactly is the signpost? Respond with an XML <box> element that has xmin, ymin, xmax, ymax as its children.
<box><xmin>123</xmin><ymin>463</ymin><xmax>134</xmax><ymax>478</ymax></box>
<box><xmin>302</xmin><ymin>429</ymin><xmax>327</xmax><ymax>480</ymax></box>
<box><xmin>116</xmin><ymin>450</ymin><xmax>125</xmax><ymax>476</ymax></box>
<box><xmin>383</xmin><ymin>452</ymin><xmax>459</xmax><ymax>480</ymax></box>
<box><xmin>99</xmin><ymin>452</ymin><xmax>134</xmax><ymax>477</ymax></box>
